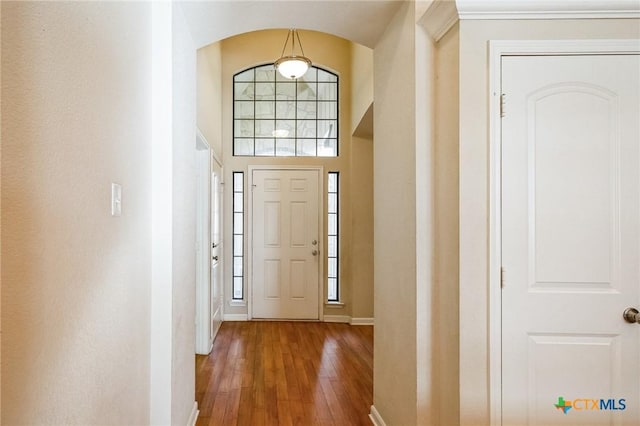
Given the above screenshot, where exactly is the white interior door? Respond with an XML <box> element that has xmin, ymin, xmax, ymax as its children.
<box><xmin>251</xmin><ymin>168</ymin><xmax>321</xmax><ymax>319</ymax></box>
<box><xmin>210</xmin><ymin>161</ymin><xmax>223</xmax><ymax>342</ymax></box>
<box><xmin>501</xmin><ymin>54</ymin><xmax>640</xmax><ymax>425</ymax></box>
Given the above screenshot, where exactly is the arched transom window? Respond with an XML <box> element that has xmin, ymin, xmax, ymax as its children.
<box><xmin>233</xmin><ymin>64</ymin><xmax>338</xmax><ymax>157</ymax></box>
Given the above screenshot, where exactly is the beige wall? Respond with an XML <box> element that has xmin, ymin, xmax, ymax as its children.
<box><xmin>373</xmin><ymin>2</ymin><xmax>418</xmax><ymax>423</ymax></box>
<box><xmin>217</xmin><ymin>29</ymin><xmax>374</xmax><ymax>320</ymax></box>
<box><xmin>433</xmin><ymin>21</ymin><xmax>460</xmax><ymax>426</ymax></box>
<box><xmin>1</xmin><ymin>2</ymin><xmax>151</xmax><ymax>424</ymax></box>
<box><xmin>0</xmin><ymin>2</ymin><xmax>3</xmax><ymax>415</ymax></box>
<box><xmin>350</xmin><ymin>43</ymin><xmax>374</xmax><ymax>132</ymax></box>
<box><xmin>197</xmin><ymin>42</ymin><xmax>223</xmax><ymax>158</ymax></box>
<box><xmin>458</xmin><ymin>18</ymin><xmax>640</xmax><ymax>425</ymax></box>
<box><xmin>349</xmin><ymin>40</ymin><xmax>374</xmax><ymax>320</ymax></box>
<box><xmin>372</xmin><ymin>3</ymin><xmax>461</xmax><ymax>424</ymax></box>
<box><xmin>171</xmin><ymin>6</ymin><xmax>198</xmax><ymax>425</ymax></box>
<box><xmin>349</xmin><ymin>135</ymin><xmax>374</xmax><ymax>319</ymax></box>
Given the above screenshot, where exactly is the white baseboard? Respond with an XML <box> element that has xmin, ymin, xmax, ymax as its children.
<box><xmin>323</xmin><ymin>314</ymin><xmax>351</xmax><ymax>323</ymax></box>
<box><xmin>350</xmin><ymin>317</ymin><xmax>374</xmax><ymax>326</ymax></box>
<box><xmin>221</xmin><ymin>314</ymin><xmax>373</xmax><ymax>324</ymax></box>
<box><xmin>369</xmin><ymin>405</ymin><xmax>386</xmax><ymax>426</ymax></box>
<box><xmin>223</xmin><ymin>313</ymin><xmax>248</xmax><ymax>321</ymax></box>
<box><xmin>187</xmin><ymin>401</ymin><xmax>199</xmax><ymax>426</ymax></box>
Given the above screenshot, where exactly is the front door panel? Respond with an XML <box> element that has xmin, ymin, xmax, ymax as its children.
<box><xmin>252</xmin><ymin>169</ymin><xmax>320</xmax><ymax>319</ymax></box>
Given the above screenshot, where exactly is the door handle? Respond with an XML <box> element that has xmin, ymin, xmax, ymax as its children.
<box><xmin>623</xmin><ymin>308</ymin><xmax>640</xmax><ymax>324</ymax></box>
<box><xmin>212</xmin><ymin>256</ymin><xmax>219</xmax><ymax>261</ymax></box>
<box><xmin>311</xmin><ymin>250</ymin><xmax>318</xmax><ymax>256</ymax></box>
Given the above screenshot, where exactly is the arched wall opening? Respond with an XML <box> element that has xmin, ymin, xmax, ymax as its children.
<box><xmin>196</xmin><ymin>29</ymin><xmax>374</xmax><ymax>325</ymax></box>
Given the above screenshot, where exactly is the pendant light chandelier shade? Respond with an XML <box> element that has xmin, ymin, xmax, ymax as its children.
<box><xmin>275</xmin><ymin>29</ymin><xmax>312</xmax><ymax>80</ymax></box>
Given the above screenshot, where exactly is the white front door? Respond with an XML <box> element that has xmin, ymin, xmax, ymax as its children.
<box><xmin>501</xmin><ymin>54</ymin><xmax>640</xmax><ymax>425</ymax></box>
<box><xmin>251</xmin><ymin>168</ymin><xmax>321</xmax><ymax>319</ymax></box>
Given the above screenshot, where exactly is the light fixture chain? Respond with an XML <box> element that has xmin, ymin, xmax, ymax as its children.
<box><xmin>280</xmin><ymin>29</ymin><xmax>292</xmax><ymax>59</ymax></box>
<box><xmin>295</xmin><ymin>29</ymin><xmax>306</xmax><ymax>57</ymax></box>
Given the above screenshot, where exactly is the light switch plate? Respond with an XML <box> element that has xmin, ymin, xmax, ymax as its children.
<box><xmin>111</xmin><ymin>183</ymin><xmax>122</xmax><ymax>217</ymax></box>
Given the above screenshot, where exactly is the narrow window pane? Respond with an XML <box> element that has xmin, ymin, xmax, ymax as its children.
<box><xmin>255</xmin><ymin>102</ymin><xmax>275</xmax><ymax>119</ymax></box>
<box><xmin>274</xmin><ymin>120</ymin><xmax>295</xmax><ymax>138</ymax></box>
<box><xmin>328</xmin><ymin>236</ymin><xmax>337</xmax><ymax>257</ymax></box>
<box><xmin>234</xmin><ymin>212</ymin><xmax>243</xmax><ymax>234</ymax></box>
<box><xmin>255</xmin><ymin>120</ymin><xmax>275</xmax><ymax>138</ymax></box>
<box><xmin>275</xmin><ymin>82</ymin><xmax>296</xmax><ymax>100</ymax></box>
<box><xmin>233</xmin><ymin>172</ymin><xmax>244</xmax><ymax>192</ymax></box>
<box><xmin>328</xmin><ymin>279</ymin><xmax>337</xmax><ymax>301</ymax></box>
<box><xmin>233</xmin><ymin>277</ymin><xmax>243</xmax><ymax>299</ymax></box>
<box><xmin>328</xmin><ymin>193</ymin><xmax>337</xmax><ymax>213</ymax></box>
<box><xmin>255</xmin><ymin>65</ymin><xmax>275</xmax><ymax>81</ymax></box>
<box><xmin>297</xmin><ymin>81</ymin><xmax>317</xmax><ymax>100</ymax></box>
<box><xmin>328</xmin><ymin>173</ymin><xmax>337</xmax><ymax>193</ymax></box>
<box><xmin>318</xmin><ymin>82</ymin><xmax>337</xmax><ymax>101</ymax></box>
<box><xmin>234</xmin><ymin>139</ymin><xmax>254</xmax><ymax>156</ymax></box>
<box><xmin>255</xmin><ymin>82</ymin><xmax>275</xmax><ymax>100</ymax></box>
<box><xmin>233</xmin><ymin>193</ymin><xmax>243</xmax><ymax>213</ymax></box>
<box><xmin>234</xmin><ymin>82</ymin><xmax>254</xmax><ymax>100</ymax></box>
<box><xmin>328</xmin><ymin>213</ymin><xmax>337</xmax><ymax>235</ymax></box>
<box><xmin>318</xmin><ymin>120</ymin><xmax>337</xmax><ymax>139</ymax></box>
<box><xmin>233</xmin><ymin>235</ymin><xmax>243</xmax><ymax>256</ymax></box>
<box><xmin>276</xmin><ymin>101</ymin><xmax>296</xmax><ymax>119</ymax></box>
<box><xmin>234</xmin><ymin>120</ymin><xmax>254</xmax><ymax>138</ymax></box>
<box><xmin>234</xmin><ymin>256</ymin><xmax>243</xmax><ymax>277</ymax></box>
<box><xmin>297</xmin><ymin>120</ymin><xmax>316</xmax><ymax>138</ymax></box>
<box><xmin>276</xmin><ymin>139</ymin><xmax>296</xmax><ymax>157</ymax></box>
<box><xmin>328</xmin><ymin>258</ymin><xmax>337</xmax><ymax>278</ymax></box>
<box><xmin>297</xmin><ymin>101</ymin><xmax>317</xmax><ymax>119</ymax></box>
<box><xmin>318</xmin><ymin>69</ymin><xmax>338</xmax><ymax>82</ymax></box>
<box><xmin>297</xmin><ymin>139</ymin><xmax>316</xmax><ymax>157</ymax></box>
<box><xmin>317</xmin><ymin>102</ymin><xmax>337</xmax><ymax>119</ymax></box>
<box><xmin>318</xmin><ymin>140</ymin><xmax>337</xmax><ymax>157</ymax></box>
<box><xmin>235</xmin><ymin>68</ymin><xmax>254</xmax><ymax>82</ymax></box>
<box><xmin>298</xmin><ymin>67</ymin><xmax>317</xmax><ymax>82</ymax></box>
<box><xmin>235</xmin><ymin>101</ymin><xmax>254</xmax><ymax>119</ymax></box>
<box><xmin>255</xmin><ymin>139</ymin><xmax>275</xmax><ymax>156</ymax></box>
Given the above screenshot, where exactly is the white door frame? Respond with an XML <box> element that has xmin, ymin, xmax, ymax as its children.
<box><xmin>488</xmin><ymin>39</ymin><xmax>640</xmax><ymax>426</ymax></box>
<box><xmin>195</xmin><ymin>129</ymin><xmax>213</xmax><ymax>354</ymax></box>
<box><xmin>247</xmin><ymin>165</ymin><xmax>325</xmax><ymax>321</ymax></box>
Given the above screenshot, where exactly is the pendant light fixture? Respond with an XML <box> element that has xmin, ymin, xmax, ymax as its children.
<box><xmin>274</xmin><ymin>29</ymin><xmax>311</xmax><ymax>80</ymax></box>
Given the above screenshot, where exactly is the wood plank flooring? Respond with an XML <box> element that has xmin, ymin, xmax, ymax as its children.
<box><xmin>195</xmin><ymin>321</ymin><xmax>373</xmax><ymax>426</ymax></box>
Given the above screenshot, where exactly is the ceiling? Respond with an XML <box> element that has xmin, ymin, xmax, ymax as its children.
<box><xmin>178</xmin><ymin>0</ymin><xmax>404</xmax><ymax>49</ymax></box>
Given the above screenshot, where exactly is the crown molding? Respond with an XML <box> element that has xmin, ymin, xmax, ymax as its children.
<box><xmin>422</xmin><ymin>0</ymin><xmax>460</xmax><ymax>42</ymax></box>
<box><xmin>421</xmin><ymin>0</ymin><xmax>639</xmax><ymax>42</ymax></box>
<box><xmin>456</xmin><ymin>0</ymin><xmax>640</xmax><ymax>20</ymax></box>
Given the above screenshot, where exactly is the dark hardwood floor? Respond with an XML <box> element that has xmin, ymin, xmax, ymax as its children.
<box><xmin>195</xmin><ymin>321</ymin><xmax>373</xmax><ymax>426</ymax></box>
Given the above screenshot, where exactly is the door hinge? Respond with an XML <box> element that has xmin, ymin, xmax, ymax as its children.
<box><xmin>500</xmin><ymin>266</ymin><xmax>506</xmax><ymax>288</ymax></box>
<box><xmin>500</xmin><ymin>93</ymin><xmax>506</xmax><ymax>118</ymax></box>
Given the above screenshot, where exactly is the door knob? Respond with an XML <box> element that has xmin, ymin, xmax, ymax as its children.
<box><xmin>312</xmin><ymin>239</ymin><xmax>318</xmax><ymax>245</ymax></box>
<box><xmin>311</xmin><ymin>249</ymin><xmax>318</xmax><ymax>256</ymax></box>
<box><xmin>623</xmin><ymin>308</ymin><xmax>640</xmax><ymax>324</ymax></box>
<box><xmin>212</xmin><ymin>256</ymin><xmax>219</xmax><ymax>261</ymax></box>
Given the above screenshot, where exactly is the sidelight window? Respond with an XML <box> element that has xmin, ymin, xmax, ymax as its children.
<box><xmin>327</xmin><ymin>172</ymin><xmax>340</xmax><ymax>301</ymax></box>
<box><xmin>232</xmin><ymin>172</ymin><xmax>244</xmax><ymax>300</ymax></box>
